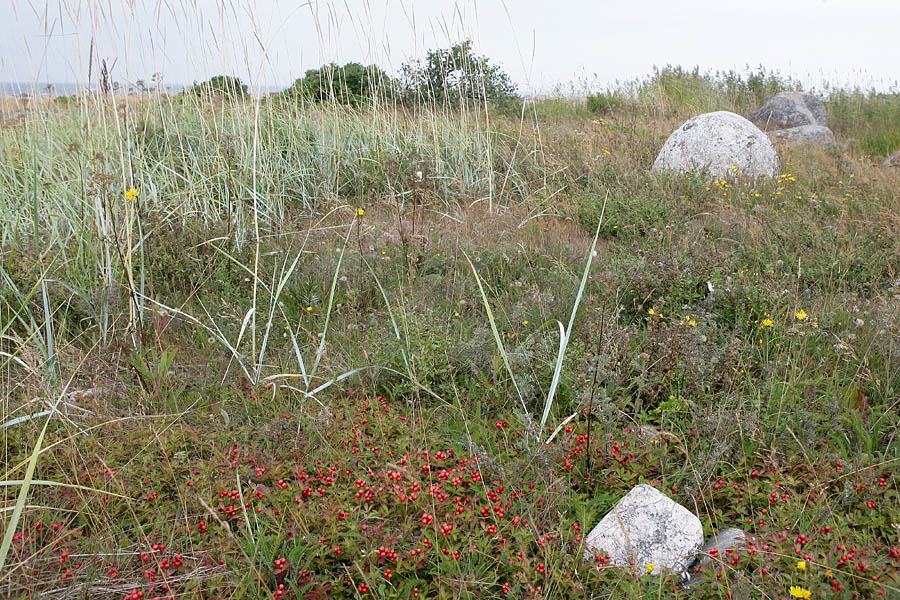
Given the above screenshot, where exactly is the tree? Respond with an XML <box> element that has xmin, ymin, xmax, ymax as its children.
<box><xmin>284</xmin><ymin>62</ymin><xmax>392</xmax><ymax>106</ymax></box>
<box><xmin>185</xmin><ymin>75</ymin><xmax>248</xmax><ymax>101</ymax></box>
<box><xmin>400</xmin><ymin>40</ymin><xmax>517</xmax><ymax>106</ymax></box>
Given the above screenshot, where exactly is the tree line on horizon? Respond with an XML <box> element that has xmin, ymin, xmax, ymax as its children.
<box><xmin>183</xmin><ymin>40</ymin><xmax>517</xmax><ymax>108</ymax></box>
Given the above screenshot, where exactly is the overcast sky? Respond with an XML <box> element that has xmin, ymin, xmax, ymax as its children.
<box><xmin>1</xmin><ymin>0</ymin><xmax>897</xmax><ymax>93</ymax></box>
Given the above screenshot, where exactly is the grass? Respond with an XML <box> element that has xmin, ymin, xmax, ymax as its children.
<box><xmin>1</xmin><ymin>66</ymin><xmax>900</xmax><ymax>599</ymax></box>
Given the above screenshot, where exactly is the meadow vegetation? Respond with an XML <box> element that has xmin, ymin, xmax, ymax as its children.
<box><xmin>1</xmin><ymin>65</ymin><xmax>899</xmax><ymax>599</ymax></box>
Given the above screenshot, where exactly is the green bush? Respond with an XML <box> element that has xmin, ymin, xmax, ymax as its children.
<box><xmin>627</xmin><ymin>65</ymin><xmax>792</xmax><ymax>117</ymax></box>
<box><xmin>185</xmin><ymin>75</ymin><xmax>248</xmax><ymax>101</ymax></box>
<box><xmin>827</xmin><ymin>90</ymin><xmax>900</xmax><ymax>157</ymax></box>
<box><xmin>400</xmin><ymin>40</ymin><xmax>517</xmax><ymax>106</ymax></box>
<box><xmin>283</xmin><ymin>62</ymin><xmax>393</xmax><ymax>106</ymax></box>
<box><xmin>586</xmin><ymin>91</ymin><xmax>624</xmax><ymax>114</ymax></box>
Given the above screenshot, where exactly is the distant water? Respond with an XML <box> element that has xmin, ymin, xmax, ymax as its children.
<box><xmin>1</xmin><ymin>81</ymin><xmax>286</xmax><ymax>97</ymax></box>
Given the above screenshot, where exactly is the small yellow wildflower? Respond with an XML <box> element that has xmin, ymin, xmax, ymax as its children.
<box><xmin>645</xmin><ymin>563</ymin><xmax>655</xmax><ymax>575</ymax></box>
<box><xmin>762</xmin><ymin>318</ymin><xmax>774</xmax><ymax>328</ymax></box>
<box><xmin>825</xmin><ymin>569</ymin><xmax>833</xmax><ymax>578</ymax></box>
<box><xmin>796</xmin><ymin>560</ymin><xmax>806</xmax><ymax>571</ymax></box>
<box><xmin>357</xmin><ymin>207</ymin><xmax>365</xmax><ymax>217</ymax></box>
<box><xmin>453</xmin><ymin>311</ymin><xmax>460</xmax><ymax>318</ymax></box>
<box><xmin>647</xmin><ymin>308</ymin><xmax>655</xmax><ymax>316</ymax></box>
<box><xmin>522</xmin><ymin>320</ymin><xmax>529</xmax><ymax>325</ymax></box>
<box><xmin>124</xmin><ymin>188</ymin><xmax>140</xmax><ymax>200</ymax></box>
<box><xmin>305</xmin><ymin>306</ymin><xmax>312</xmax><ymax>312</ymax></box>
<box><xmin>789</xmin><ymin>586</ymin><xmax>811</xmax><ymax>599</ymax></box>
<box><xmin>795</xmin><ymin>309</ymin><xmax>808</xmax><ymax>321</ymax></box>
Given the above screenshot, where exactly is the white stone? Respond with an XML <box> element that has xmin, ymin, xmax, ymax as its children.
<box><xmin>583</xmin><ymin>484</ymin><xmax>704</xmax><ymax>576</ymax></box>
<box><xmin>883</xmin><ymin>150</ymin><xmax>900</xmax><ymax>168</ymax></box>
<box><xmin>768</xmin><ymin>125</ymin><xmax>836</xmax><ymax>147</ymax></box>
<box><xmin>652</xmin><ymin>111</ymin><xmax>779</xmax><ymax>180</ymax></box>
<box><xmin>695</xmin><ymin>528</ymin><xmax>748</xmax><ymax>566</ymax></box>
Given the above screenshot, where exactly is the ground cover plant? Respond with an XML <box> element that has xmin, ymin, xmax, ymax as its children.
<box><xmin>1</xmin><ymin>65</ymin><xmax>899</xmax><ymax>599</ymax></box>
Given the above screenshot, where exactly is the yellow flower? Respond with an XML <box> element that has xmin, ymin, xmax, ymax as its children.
<box><xmin>795</xmin><ymin>309</ymin><xmax>808</xmax><ymax>321</ymax></box>
<box><xmin>647</xmin><ymin>308</ymin><xmax>655</xmax><ymax>316</ymax></box>
<box><xmin>305</xmin><ymin>306</ymin><xmax>312</xmax><ymax>312</ymax></box>
<box><xmin>357</xmin><ymin>207</ymin><xmax>365</xmax><ymax>217</ymax></box>
<box><xmin>124</xmin><ymin>188</ymin><xmax>140</xmax><ymax>200</ymax></box>
<box><xmin>645</xmin><ymin>563</ymin><xmax>655</xmax><ymax>575</ymax></box>
<box><xmin>522</xmin><ymin>320</ymin><xmax>529</xmax><ymax>325</ymax></box>
<box><xmin>762</xmin><ymin>318</ymin><xmax>774</xmax><ymax>328</ymax></box>
<box><xmin>825</xmin><ymin>569</ymin><xmax>833</xmax><ymax>578</ymax></box>
<box><xmin>789</xmin><ymin>586</ymin><xmax>811</xmax><ymax>599</ymax></box>
<box><xmin>796</xmin><ymin>560</ymin><xmax>806</xmax><ymax>571</ymax></box>
<box><xmin>453</xmin><ymin>312</ymin><xmax>460</xmax><ymax>318</ymax></box>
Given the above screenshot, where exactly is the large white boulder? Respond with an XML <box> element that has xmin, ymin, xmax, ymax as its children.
<box><xmin>652</xmin><ymin>111</ymin><xmax>779</xmax><ymax>180</ymax></box>
<box><xmin>749</xmin><ymin>91</ymin><xmax>827</xmax><ymax>131</ymax></box>
<box><xmin>583</xmin><ymin>484</ymin><xmax>704</xmax><ymax>576</ymax></box>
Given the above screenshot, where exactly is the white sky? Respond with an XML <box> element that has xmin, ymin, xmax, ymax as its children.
<box><xmin>1</xmin><ymin>0</ymin><xmax>897</xmax><ymax>93</ymax></box>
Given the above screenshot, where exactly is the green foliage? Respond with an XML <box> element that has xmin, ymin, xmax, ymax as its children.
<box><xmin>400</xmin><ymin>40</ymin><xmax>517</xmax><ymax>106</ymax></box>
<box><xmin>827</xmin><ymin>90</ymin><xmax>900</xmax><ymax>156</ymax></box>
<box><xmin>185</xmin><ymin>75</ymin><xmax>248</xmax><ymax>100</ymax></box>
<box><xmin>52</xmin><ymin>95</ymin><xmax>78</xmax><ymax>106</ymax></box>
<box><xmin>629</xmin><ymin>65</ymin><xmax>792</xmax><ymax>116</ymax></box>
<box><xmin>586</xmin><ymin>91</ymin><xmax>624</xmax><ymax>114</ymax></box>
<box><xmin>283</xmin><ymin>62</ymin><xmax>392</xmax><ymax>106</ymax></box>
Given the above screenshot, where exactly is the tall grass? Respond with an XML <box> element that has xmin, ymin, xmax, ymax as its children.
<box><xmin>0</xmin><ymin>92</ymin><xmax>534</xmax><ymax>368</ymax></box>
<box><xmin>0</xmin><ymin>97</ymin><xmax>511</xmax><ymax>246</ymax></box>
<box><xmin>586</xmin><ymin>65</ymin><xmax>795</xmax><ymax>119</ymax></box>
<box><xmin>827</xmin><ymin>89</ymin><xmax>900</xmax><ymax>157</ymax></box>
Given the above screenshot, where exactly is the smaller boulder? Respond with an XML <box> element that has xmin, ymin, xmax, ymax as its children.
<box><xmin>768</xmin><ymin>125</ymin><xmax>836</xmax><ymax>147</ymax></box>
<box><xmin>683</xmin><ymin>528</ymin><xmax>752</xmax><ymax>597</ymax></box>
<box><xmin>694</xmin><ymin>528</ymin><xmax>748</xmax><ymax>566</ymax></box>
<box><xmin>883</xmin><ymin>150</ymin><xmax>900</xmax><ymax>167</ymax></box>
<box><xmin>749</xmin><ymin>91</ymin><xmax>827</xmax><ymax>131</ymax></box>
<box><xmin>583</xmin><ymin>484</ymin><xmax>704</xmax><ymax>576</ymax></box>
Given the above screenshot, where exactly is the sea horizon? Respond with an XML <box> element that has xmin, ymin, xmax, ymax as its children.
<box><xmin>0</xmin><ymin>81</ymin><xmax>287</xmax><ymax>98</ymax></box>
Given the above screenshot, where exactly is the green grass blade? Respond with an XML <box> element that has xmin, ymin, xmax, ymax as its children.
<box><xmin>0</xmin><ymin>406</ymin><xmax>55</xmax><ymax>571</ymax></box>
<box><xmin>540</xmin><ymin>191</ymin><xmax>607</xmax><ymax>442</ymax></box>
<box><xmin>309</xmin><ymin>220</ymin><xmax>353</xmax><ymax>380</ymax></box>
<box><xmin>466</xmin><ymin>254</ymin><xmax>531</xmax><ymax>428</ymax></box>
<box><xmin>0</xmin><ymin>479</ymin><xmax>129</xmax><ymax>498</ymax></box>
<box><xmin>539</xmin><ymin>320</ymin><xmax>567</xmax><ymax>434</ymax></box>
